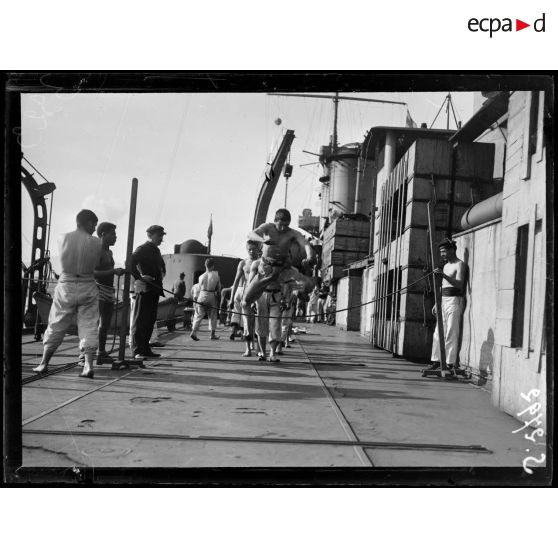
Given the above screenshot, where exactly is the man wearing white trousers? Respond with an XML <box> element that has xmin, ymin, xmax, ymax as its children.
<box><xmin>278</xmin><ymin>289</ymin><xmax>298</xmax><ymax>355</ymax></box>
<box><xmin>33</xmin><ymin>209</ymin><xmax>102</xmax><ymax>378</ymax></box>
<box><xmin>425</xmin><ymin>238</ymin><xmax>467</xmax><ymax>378</ymax></box>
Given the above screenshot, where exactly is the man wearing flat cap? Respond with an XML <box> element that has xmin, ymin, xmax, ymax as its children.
<box><xmin>130</xmin><ymin>225</ymin><xmax>167</xmax><ymax>359</ymax></box>
<box><xmin>424</xmin><ymin>238</ymin><xmax>468</xmax><ymax>378</ymax></box>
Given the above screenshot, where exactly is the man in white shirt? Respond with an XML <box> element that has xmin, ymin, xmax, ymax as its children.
<box><xmin>33</xmin><ymin>209</ymin><xmax>102</xmax><ymax>378</ymax></box>
<box><xmin>190</xmin><ymin>258</ymin><xmax>222</xmax><ymax>341</ymax></box>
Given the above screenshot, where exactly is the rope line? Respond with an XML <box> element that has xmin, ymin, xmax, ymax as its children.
<box><xmin>139</xmin><ymin>270</ymin><xmax>436</xmax><ymax>320</ymax></box>
<box><xmin>22</xmin><ymin>270</ymin><xmax>437</xmax><ymax>329</ymax></box>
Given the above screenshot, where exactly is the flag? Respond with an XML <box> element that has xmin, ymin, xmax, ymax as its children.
<box><xmin>207</xmin><ymin>215</ymin><xmax>213</xmax><ymax>238</ymax></box>
<box><xmin>405</xmin><ymin>108</ymin><xmax>417</xmax><ymax>128</ymax></box>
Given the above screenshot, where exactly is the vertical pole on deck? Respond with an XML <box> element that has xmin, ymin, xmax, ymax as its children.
<box><xmin>4</xmin><ymin>87</ymin><xmax>23</xmax><ymax>478</ymax></box>
<box><xmin>113</xmin><ymin>178</ymin><xmax>141</xmax><ymax>369</ymax></box>
<box><xmin>427</xmin><ymin>201</ymin><xmax>447</xmax><ymax>372</ymax></box>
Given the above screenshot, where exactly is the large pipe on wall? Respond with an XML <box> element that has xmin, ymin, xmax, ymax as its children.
<box><xmin>354</xmin><ymin>148</ymin><xmax>362</xmax><ymax>214</ymax></box>
<box><xmin>384</xmin><ymin>131</ymin><xmax>397</xmax><ymax>176</ymax></box>
<box><xmin>460</xmin><ymin>192</ymin><xmax>503</xmax><ymax>230</ymax></box>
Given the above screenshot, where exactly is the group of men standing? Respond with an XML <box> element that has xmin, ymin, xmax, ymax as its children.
<box><xmin>188</xmin><ymin>209</ymin><xmax>316</xmax><ymax>362</ymax></box>
<box><xmin>32</xmin><ymin>207</ymin><xmax>466</xmax><ymax>378</ymax></box>
<box><xmin>33</xmin><ymin>211</ymin><xmax>170</xmax><ymax>377</ymax></box>
<box><xmin>32</xmin><ymin>207</ymin><xmax>318</xmax><ymax>375</ymax></box>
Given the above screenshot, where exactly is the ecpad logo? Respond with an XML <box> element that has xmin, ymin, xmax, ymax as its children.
<box><xmin>468</xmin><ymin>13</ymin><xmax>546</xmax><ymax>37</ymax></box>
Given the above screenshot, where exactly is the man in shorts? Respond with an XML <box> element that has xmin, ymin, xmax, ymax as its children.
<box><xmin>244</xmin><ymin>208</ymin><xmax>315</xmax><ymax>307</ymax></box>
<box><xmin>190</xmin><ymin>258</ymin><xmax>222</xmax><ymax>341</ymax></box>
<box><xmin>229</xmin><ymin>240</ymin><xmax>261</xmax><ymax>356</ymax></box>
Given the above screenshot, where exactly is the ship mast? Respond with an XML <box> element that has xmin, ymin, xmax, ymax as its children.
<box><xmin>269</xmin><ymin>92</ymin><xmax>406</xmax><ymax>151</ymax></box>
<box><xmin>332</xmin><ymin>91</ymin><xmax>339</xmax><ymax>149</ymax></box>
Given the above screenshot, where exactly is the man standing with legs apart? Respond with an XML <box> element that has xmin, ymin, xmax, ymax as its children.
<box><xmin>130</xmin><ymin>225</ymin><xmax>167</xmax><ymax>360</ymax></box>
<box><xmin>33</xmin><ymin>210</ymin><xmax>102</xmax><ymax>378</ymax></box>
<box><xmin>190</xmin><ymin>258</ymin><xmax>222</xmax><ymax>341</ymax></box>
<box><xmin>424</xmin><ymin>238</ymin><xmax>468</xmax><ymax>379</ymax></box>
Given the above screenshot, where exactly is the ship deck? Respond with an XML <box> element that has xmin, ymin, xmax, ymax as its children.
<box><xmin>19</xmin><ymin>322</ymin><xmax>536</xmax><ymax>473</ymax></box>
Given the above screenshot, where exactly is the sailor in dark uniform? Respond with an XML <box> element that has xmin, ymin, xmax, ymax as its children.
<box><xmin>130</xmin><ymin>225</ymin><xmax>167</xmax><ymax>359</ymax></box>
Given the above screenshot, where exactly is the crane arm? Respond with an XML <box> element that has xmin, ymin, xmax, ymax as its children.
<box><xmin>252</xmin><ymin>129</ymin><xmax>295</xmax><ymax>229</ymax></box>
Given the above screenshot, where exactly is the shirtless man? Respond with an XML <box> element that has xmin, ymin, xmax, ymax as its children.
<box><xmin>246</xmin><ymin>256</ymin><xmax>284</xmax><ymax>362</ymax></box>
<box><xmin>94</xmin><ymin>222</ymin><xmax>125</xmax><ymax>365</ymax></box>
<box><xmin>33</xmin><ymin>209</ymin><xmax>102</xmax><ymax>378</ymax></box>
<box><xmin>190</xmin><ymin>258</ymin><xmax>221</xmax><ymax>341</ymax></box>
<box><xmin>229</xmin><ymin>240</ymin><xmax>261</xmax><ymax>356</ymax></box>
<box><xmin>423</xmin><ymin>238</ymin><xmax>468</xmax><ymax>378</ymax></box>
<box><xmin>244</xmin><ymin>208</ymin><xmax>315</xmax><ymax>306</ymax></box>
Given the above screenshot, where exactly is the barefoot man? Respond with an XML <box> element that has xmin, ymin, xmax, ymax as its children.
<box><xmin>33</xmin><ymin>209</ymin><xmax>102</xmax><ymax>378</ymax></box>
<box><xmin>245</xmin><ymin>256</ymin><xmax>307</xmax><ymax>363</ymax></box>
<box><xmin>278</xmin><ymin>285</ymin><xmax>299</xmax><ymax>355</ymax></box>
<box><xmin>245</xmin><ymin>255</ymin><xmax>282</xmax><ymax>362</ymax></box>
<box><xmin>190</xmin><ymin>258</ymin><xmax>222</xmax><ymax>341</ymax></box>
<box><xmin>94</xmin><ymin>222</ymin><xmax>125</xmax><ymax>364</ymax></box>
<box><xmin>229</xmin><ymin>240</ymin><xmax>261</xmax><ymax>356</ymax></box>
<box><xmin>244</xmin><ymin>208</ymin><xmax>315</xmax><ymax>307</ymax></box>
<box><xmin>423</xmin><ymin>238</ymin><xmax>468</xmax><ymax>378</ymax></box>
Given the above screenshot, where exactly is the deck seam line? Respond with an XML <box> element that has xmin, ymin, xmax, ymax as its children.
<box><xmin>22</xmin><ymin>371</ymin><xmax>137</xmax><ymax>427</ymax></box>
<box><xmin>21</xmin><ymin>429</ymin><xmax>491</xmax><ymax>453</ymax></box>
<box><xmin>296</xmin><ymin>337</ymin><xmax>375</xmax><ymax>467</ymax></box>
<box><xmin>21</xmin><ymin>345</ymin><xmax>187</xmax><ymax>426</ymax></box>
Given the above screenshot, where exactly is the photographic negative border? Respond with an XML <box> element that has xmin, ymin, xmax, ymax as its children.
<box><xmin>2</xmin><ymin>71</ymin><xmax>554</xmax><ymax>486</ymax></box>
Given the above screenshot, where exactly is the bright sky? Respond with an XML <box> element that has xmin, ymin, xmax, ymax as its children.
<box><xmin>21</xmin><ymin>90</ymin><xmax>475</xmax><ymax>269</ymax></box>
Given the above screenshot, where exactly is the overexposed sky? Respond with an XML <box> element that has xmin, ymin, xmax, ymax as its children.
<box><xmin>21</xmin><ymin>90</ymin><xmax>475</xmax><ymax>269</ymax></box>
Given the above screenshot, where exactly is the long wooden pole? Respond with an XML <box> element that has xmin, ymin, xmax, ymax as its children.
<box><xmin>427</xmin><ymin>201</ymin><xmax>447</xmax><ymax>371</ymax></box>
<box><xmin>207</xmin><ymin>214</ymin><xmax>212</xmax><ymax>255</ymax></box>
<box><xmin>117</xmin><ymin>178</ymin><xmax>138</xmax><ymax>362</ymax></box>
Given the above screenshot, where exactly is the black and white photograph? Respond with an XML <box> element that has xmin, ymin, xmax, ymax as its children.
<box><xmin>3</xmin><ymin>73</ymin><xmax>553</xmax><ymax>485</ymax></box>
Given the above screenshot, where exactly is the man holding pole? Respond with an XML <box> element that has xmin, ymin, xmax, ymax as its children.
<box><xmin>423</xmin><ymin>238</ymin><xmax>467</xmax><ymax>378</ymax></box>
